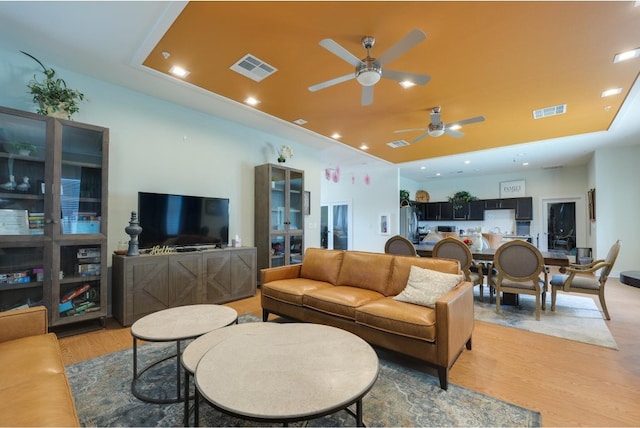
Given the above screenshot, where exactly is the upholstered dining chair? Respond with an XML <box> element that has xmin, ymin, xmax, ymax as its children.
<box><xmin>432</xmin><ymin>237</ymin><xmax>485</xmax><ymax>300</ymax></box>
<box><xmin>550</xmin><ymin>239</ymin><xmax>621</xmax><ymax>320</ymax></box>
<box><xmin>491</xmin><ymin>240</ymin><xmax>547</xmax><ymax>320</ymax></box>
<box><xmin>384</xmin><ymin>235</ymin><xmax>418</xmax><ymax>257</ymax></box>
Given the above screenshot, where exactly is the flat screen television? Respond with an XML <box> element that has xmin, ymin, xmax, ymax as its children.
<box><xmin>137</xmin><ymin>192</ymin><xmax>229</xmax><ymax>249</ymax></box>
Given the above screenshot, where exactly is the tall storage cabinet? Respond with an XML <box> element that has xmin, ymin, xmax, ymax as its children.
<box><xmin>255</xmin><ymin>163</ymin><xmax>304</xmax><ymax>280</ymax></box>
<box><xmin>0</xmin><ymin>106</ymin><xmax>108</xmax><ymax>329</ymax></box>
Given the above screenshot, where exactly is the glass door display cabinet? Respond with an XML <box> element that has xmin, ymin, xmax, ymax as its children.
<box><xmin>0</xmin><ymin>106</ymin><xmax>108</xmax><ymax>328</ymax></box>
<box><xmin>255</xmin><ymin>164</ymin><xmax>304</xmax><ymax>281</ymax></box>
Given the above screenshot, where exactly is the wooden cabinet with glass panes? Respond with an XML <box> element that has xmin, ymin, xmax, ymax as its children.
<box><xmin>254</xmin><ymin>163</ymin><xmax>304</xmax><ymax>282</ymax></box>
<box><xmin>0</xmin><ymin>106</ymin><xmax>108</xmax><ymax>330</ymax></box>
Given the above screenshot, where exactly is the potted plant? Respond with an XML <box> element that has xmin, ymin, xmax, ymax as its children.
<box><xmin>21</xmin><ymin>51</ymin><xmax>85</xmax><ymax>119</ymax></box>
<box><xmin>400</xmin><ymin>189</ymin><xmax>410</xmax><ymax>206</ymax></box>
<box><xmin>11</xmin><ymin>141</ymin><xmax>37</xmax><ymax>156</ymax></box>
<box><xmin>448</xmin><ymin>190</ymin><xmax>477</xmax><ymax>210</ymax></box>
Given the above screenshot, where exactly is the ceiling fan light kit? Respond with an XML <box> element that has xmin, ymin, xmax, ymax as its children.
<box><xmin>428</xmin><ymin>123</ymin><xmax>446</xmax><ymax>137</ymax></box>
<box><xmin>356</xmin><ymin>61</ymin><xmax>382</xmax><ymax>86</ymax></box>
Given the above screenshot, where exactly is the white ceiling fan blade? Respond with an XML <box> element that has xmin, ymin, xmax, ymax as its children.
<box><xmin>394</xmin><ymin>127</ymin><xmax>428</xmax><ymax>134</ymax></box>
<box><xmin>377</xmin><ymin>29</ymin><xmax>427</xmax><ymax>66</ymax></box>
<box><xmin>319</xmin><ymin>38</ymin><xmax>363</xmax><ymax>67</ymax></box>
<box><xmin>382</xmin><ymin>69</ymin><xmax>430</xmax><ymax>86</ymax></box>
<box><xmin>445</xmin><ymin>128</ymin><xmax>464</xmax><ymax>138</ymax></box>
<box><xmin>308</xmin><ymin>73</ymin><xmax>355</xmax><ymax>92</ymax></box>
<box><xmin>449</xmin><ymin>115</ymin><xmax>485</xmax><ymax>127</ymax></box>
<box><xmin>412</xmin><ymin>131</ymin><xmax>430</xmax><ymax>143</ymax></box>
<box><xmin>361</xmin><ymin>85</ymin><xmax>374</xmax><ymax>106</ymax></box>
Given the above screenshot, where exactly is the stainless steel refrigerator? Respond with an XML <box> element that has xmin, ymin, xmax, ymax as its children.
<box><xmin>400</xmin><ymin>205</ymin><xmax>419</xmax><ymax>243</ymax></box>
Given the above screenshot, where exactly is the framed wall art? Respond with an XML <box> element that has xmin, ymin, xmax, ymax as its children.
<box><xmin>303</xmin><ymin>191</ymin><xmax>310</xmax><ymax>215</ymax></box>
<box><xmin>379</xmin><ymin>213</ymin><xmax>390</xmax><ymax>235</ymax></box>
<box><xmin>499</xmin><ymin>180</ymin><xmax>526</xmax><ymax>198</ymax></box>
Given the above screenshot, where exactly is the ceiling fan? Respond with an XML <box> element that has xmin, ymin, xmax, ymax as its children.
<box><xmin>395</xmin><ymin>107</ymin><xmax>485</xmax><ymax>142</ymax></box>
<box><xmin>308</xmin><ymin>29</ymin><xmax>431</xmax><ymax>106</ymax></box>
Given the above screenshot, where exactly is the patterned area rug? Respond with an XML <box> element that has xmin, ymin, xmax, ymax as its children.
<box><xmin>66</xmin><ymin>316</ymin><xmax>541</xmax><ymax>427</ymax></box>
<box><xmin>474</xmin><ymin>291</ymin><xmax>618</xmax><ymax>349</ymax></box>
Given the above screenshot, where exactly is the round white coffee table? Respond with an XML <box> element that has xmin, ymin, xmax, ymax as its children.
<box><xmin>193</xmin><ymin>323</ymin><xmax>379</xmax><ymax>426</ymax></box>
<box><xmin>130</xmin><ymin>304</ymin><xmax>237</xmax><ymax>404</ymax></box>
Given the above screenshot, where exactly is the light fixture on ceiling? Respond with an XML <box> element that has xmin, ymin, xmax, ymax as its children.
<box><xmin>613</xmin><ymin>48</ymin><xmax>640</xmax><ymax>63</ymax></box>
<box><xmin>464</xmin><ymin>160</ymin><xmax>471</xmax><ymax>164</ymax></box>
<box><xmin>161</xmin><ymin>51</ymin><xmax>170</xmax><ymax>59</ymax></box>
<box><xmin>331</xmin><ymin>132</ymin><xmax>342</xmax><ymax>139</ymax></box>
<box><xmin>601</xmin><ymin>87</ymin><xmax>622</xmax><ymax>97</ymax></box>
<box><xmin>359</xmin><ymin>144</ymin><xmax>369</xmax><ymax>150</ymax></box>
<box><xmin>169</xmin><ymin>65</ymin><xmax>190</xmax><ymax>78</ymax></box>
<box><xmin>244</xmin><ymin>96</ymin><xmax>260</xmax><ymax>106</ymax></box>
<box><xmin>428</xmin><ymin>122</ymin><xmax>445</xmax><ymax>137</ymax></box>
<box><xmin>356</xmin><ymin>61</ymin><xmax>382</xmax><ymax>86</ymax></box>
<box><xmin>293</xmin><ymin>118</ymin><xmax>307</xmax><ymax>125</ymax></box>
<box><xmin>399</xmin><ymin>80</ymin><xmax>415</xmax><ymax>88</ymax></box>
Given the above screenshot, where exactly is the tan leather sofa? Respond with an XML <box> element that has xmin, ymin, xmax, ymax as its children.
<box><xmin>261</xmin><ymin>248</ymin><xmax>474</xmax><ymax>390</ymax></box>
<box><xmin>0</xmin><ymin>306</ymin><xmax>80</xmax><ymax>427</ymax></box>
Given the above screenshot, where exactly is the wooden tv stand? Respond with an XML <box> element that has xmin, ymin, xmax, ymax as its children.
<box><xmin>112</xmin><ymin>246</ymin><xmax>256</xmax><ymax>326</ymax></box>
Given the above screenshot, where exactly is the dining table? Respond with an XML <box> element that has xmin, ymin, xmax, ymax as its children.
<box><xmin>414</xmin><ymin>244</ymin><xmax>570</xmax><ymax>268</ymax></box>
<box><xmin>415</xmin><ymin>244</ymin><xmax>570</xmax><ymax>305</ymax></box>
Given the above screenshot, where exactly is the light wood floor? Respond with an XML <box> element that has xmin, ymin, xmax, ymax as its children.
<box><xmin>58</xmin><ymin>276</ymin><xmax>640</xmax><ymax>427</ymax></box>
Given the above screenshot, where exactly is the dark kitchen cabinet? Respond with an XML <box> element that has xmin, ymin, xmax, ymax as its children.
<box><xmin>423</xmin><ymin>202</ymin><xmax>453</xmax><ymax>220</ymax></box>
<box><xmin>515</xmin><ymin>197</ymin><xmax>533</xmax><ymax>220</ymax></box>
<box><xmin>468</xmin><ymin>200</ymin><xmax>485</xmax><ymax>220</ymax></box>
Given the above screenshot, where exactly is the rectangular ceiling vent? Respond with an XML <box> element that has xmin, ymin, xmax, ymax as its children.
<box><xmin>230</xmin><ymin>54</ymin><xmax>277</xmax><ymax>82</ymax></box>
<box><xmin>533</xmin><ymin>104</ymin><xmax>567</xmax><ymax>119</ymax></box>
<box><xmin>387</xmin><ymin>140</ymin><xmax>411</xmax><ymax>148</ymax></box>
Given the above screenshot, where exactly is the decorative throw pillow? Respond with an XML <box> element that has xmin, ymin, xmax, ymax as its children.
<box><xmin>393</xmin><ymin>265</ymin><xmax>463</xmax><ymax>308</ymax></box>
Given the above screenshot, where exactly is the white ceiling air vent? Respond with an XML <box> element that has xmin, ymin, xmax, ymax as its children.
<box><xmin>533</xmin><ymin>104</ymin><xmax>567</xmax><ymax>119</ymax></box>
<box><xmin>387</xmin><ymin>140</ymin><xmax>410</xmax><ymax>148</ymax></box>
<box><xmin>230</xmin><ymin>54</ymin><xmax>277</xmax><ymax>82</ymax></box>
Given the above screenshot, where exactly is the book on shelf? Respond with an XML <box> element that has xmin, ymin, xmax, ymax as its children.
<box><xmin>61</xmin><ymin>283</ymin><xmax>91</xmax><ymax>303</ymax></box>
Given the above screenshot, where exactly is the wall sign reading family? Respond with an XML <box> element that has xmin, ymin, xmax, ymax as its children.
<box><xmin>499</xmin><ymin>180</ymin><xmax>526</xmax><ymax>198</ymax></box>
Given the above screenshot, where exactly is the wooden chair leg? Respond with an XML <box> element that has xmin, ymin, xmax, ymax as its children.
<box><xmin>551</xmin><ymin>286</ymin><xmax>557</xmax><ymax>312</ymax></box>
<box><xmin>599</xmin><ymin>292</ymin><xmax>611</xmax><ymax>320</ymax></box>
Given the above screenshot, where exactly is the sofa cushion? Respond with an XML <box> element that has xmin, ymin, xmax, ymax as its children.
<box><xmin>337</xmin><ymin>251</ymin><xmax>394</xmax><ymax>295</ymax></box>
<box><xmin>0</xmin><ymin>373</ymin><xmax>80</xmax><ymax>427</ymax></box>
<box><xmin>0</xmin><ymin>333</ymin><xmax>65</xmax><ymax>389</ymax></box>
<box><xmin>356</xmin><ymin>297</ymin><xmax>437</xmax><ymax>343</ymax></box>
<box><xmin>394</xmin><ymin>265</ymin><xmax>463</xmax><ymax>308</ymax></box>
<box><xmin>300</xmin><ymin>248</ymin><xmax>344</xmax><ymax>285</ymax></box>
<box><xmin>262</xmin><ymin>278</ymin><xmax>334</xmax><ymax>306</ymax></box>
<box><xmin>388</xmin><ymin>256</ymin><xmax>461</xmax><ymax>296</ymax></box>
<box><xmin>304</xmin><ymin>286</ymin><xmax>384</xmax><ymax>320</ymax></box>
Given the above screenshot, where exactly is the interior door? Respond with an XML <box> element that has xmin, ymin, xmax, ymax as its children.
<box><xmin>320</xmin><ymin>201</ymin><xmax>352</xmax><ymax>250</ymax></box>
<box><xmin>540</xmin><ymin>197</ymin><xmax>584</xmax><ymax>254</ymax></box>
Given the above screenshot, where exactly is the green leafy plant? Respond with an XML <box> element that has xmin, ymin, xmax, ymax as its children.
<box><xmin>11</xmin><ymin>141</ymin><xmax>37</xmax><ymax>154</ymax></box>
<box><xmin>21</xmin><ymin>51</ymin><xmax>85</xmax><ymax>119</ymax></box>
<box><xmin>448</xmin><ymin>191</ymin><xmax>477</xmax><ymax>210</ymax></box>
<box><xmin>400</xmin><ymin>189</ymin><xmax>410</xmax><ymax>201</ymax></box>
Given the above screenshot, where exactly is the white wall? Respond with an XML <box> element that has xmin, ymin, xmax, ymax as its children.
<box><xmin>320</xmin><ymin>163</ymin><xmax>398</xmax><ymax>252</ymax></box>
<box><xmin>593</xmin><ymin>144</ymin><xmax>640</xmax><ymax>273</ymax></box>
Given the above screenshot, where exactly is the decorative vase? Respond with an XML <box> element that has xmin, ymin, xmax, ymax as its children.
<box><xmin>125</xmin><ymin>211</ymin><xmax>143</xmax><ymax>256</ymax></box>
<box><xmin>277</xmin><ymin>156</ymin><xmax>286</xmax><ymax>163</ymax></box>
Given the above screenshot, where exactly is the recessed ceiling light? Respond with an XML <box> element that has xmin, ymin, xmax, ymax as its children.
<box><xmin>522</xmin><ymin>162</ymin><xmax>529</xmax><ymax>166</ymax></box>
<box><xmin>601</xmin><ymin>88</ymin><xmax>622</xmax><ymax>97</ymax></box>
<box><xmin>613</xmin><ymin>48</ymin><xmax>640</xmax><ymax>63</ymax></box>
<box><xmin>245</xmin><ymin>96</ymin><xmax>260</xmax><ymax>106</ymax></box>
<box><xmin>399</xmin><ymin>80</ymin><xmax>416</xmax><ymax>88</ymax></box>
<box><xmin>169</xmin><ymin>65</ymin><xmax>190</xmax><ymax>78</ymax></box>
<box><xmin>359</xmin><ymin>144</ymin><xmax>369</xmax><ymax>150</ymax></box>
<box><xmin>331</xmin><ymin>133</ymin><xmax>342</xmax><ymax>139</ymax></box>
<box><xmin>420</xmin><ymin>166</ymin><xmax>426</xmax><ymax>170</ymax></box>
<box><xmin>435</xmin><ymin>172</ymin><xmax>441</xmax><ymax>177</ymax></box>
<box><xmin>464</xmin><ymin>160</ymin><xmax>471</xmax><ymax>164</ymax></box>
